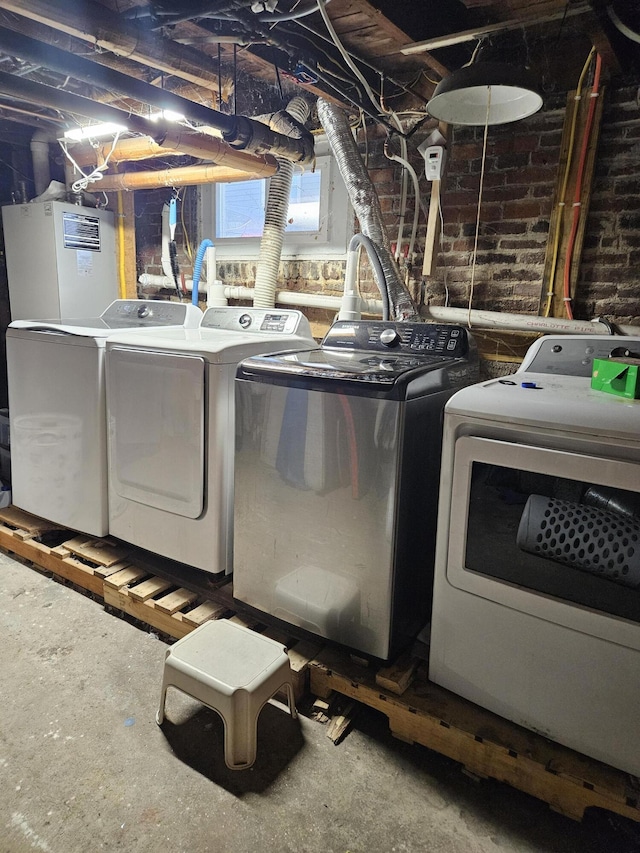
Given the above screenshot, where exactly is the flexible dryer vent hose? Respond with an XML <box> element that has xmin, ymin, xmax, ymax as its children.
<box><xmin>253</xmin><ymin>96</ymin><xmax>311</xmax><ymax>309</ymax></box>
<box><xmin>317</xmin><ymin>98</ymin><xmax>419</xmax><ymax>321</ymax></box>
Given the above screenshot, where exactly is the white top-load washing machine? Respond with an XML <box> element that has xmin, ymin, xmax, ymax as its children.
<box><xmin>233</xmin><ymin>320</ymin><xmax>479</xmax><ymax>661</ymax></box>
<box><xmin>6</xmin><ymin>300</ymin><xmax>202</xmax><ymax>537</ymax></box>
<box><xmin>429</xmin><ymin>339</ymin><xmax>640</xmax><ymax>776</ymax></box>
<box><xmin>105</xmin><ymin>306</ymin><xmax>316</xmax><ymax>576</ymax></box>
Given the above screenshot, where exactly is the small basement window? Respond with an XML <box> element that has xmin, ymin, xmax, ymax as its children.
<box><xmin>199</xmin><ymin>137</ymin><xmax>353</xmax><ymax>260</ymax></box>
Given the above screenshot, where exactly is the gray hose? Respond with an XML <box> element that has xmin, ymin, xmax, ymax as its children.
<box><xmin>348</xmin><ymin>233</ymin><xmax>390</xmax><ymax>321</ymax></box>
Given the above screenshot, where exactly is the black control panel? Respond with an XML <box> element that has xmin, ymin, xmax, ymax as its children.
<box><xmin>323</xmin><ymin>321</ymin><xmax>468</xmax><ymax>357</ymax></box>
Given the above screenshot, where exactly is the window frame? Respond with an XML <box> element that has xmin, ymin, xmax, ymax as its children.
<box><xmin>198</xmin><ymin>136</ymin><xmax>354</xmax><ymax>260</ymax></box>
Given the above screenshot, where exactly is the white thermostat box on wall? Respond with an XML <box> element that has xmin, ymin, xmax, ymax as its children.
<box><xmin>1</xmin><ymin>200</ymin><xmax>118</xmax><ymax>320</ymax></box>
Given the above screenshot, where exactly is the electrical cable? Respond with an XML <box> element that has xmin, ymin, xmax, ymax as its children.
<box><xmin>467</xmin><ymin>88</ymin><xmax>492</xmax><ymax>329</ymax></box>
<box><xmin>180</xmin><ymin>186</ymin><xmax>194</xmax><ymax>264</ymax></box>
<box><xmin>59</xmin><ymin>131</ymin><xmax>123</xmax><ymax>192</ymax></box>
<box><xmin>315</xmin><ymin>0</ymin><xmax>382</xmax><ymax>113</ymax></box>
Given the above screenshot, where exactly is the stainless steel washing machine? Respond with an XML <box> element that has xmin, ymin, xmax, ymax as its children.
<box><xmin>233</xmin><ymin>320</ymin><xmax>478</xmax><ymax>660</ymax></box>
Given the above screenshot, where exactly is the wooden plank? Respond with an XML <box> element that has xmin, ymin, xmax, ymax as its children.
<box><xmin>102</xmin><ymin>583</ymin><xmax>194</xmax><ymax>639</ymax></box>
<box><xmin>326</xmin><ymin>699</ymin><xmax>359</xmax><ymax>744</ymax></box>
<box><xmin>287</xmin><ymin>639</ymin><xmax>325</xmax><ymax>701</ymax></box>
<box><xmin>181</xmin><ymin>600</ymin><xmax>228</xmax><ymax>628</ymax></box>
<box><xmin>154</xmin><ymin>587</ymin><xmax>198</xmax><ymax>614</ymax></box>
<box><xmin>127</xmin><ymin>576</ymin><xmax>173</xmax><ymax>602</ymax></box>
<box><xmin>64</xmin><ymin>536</ymin><xmax>131</xmax><ymax>567</ymax></box>
<box><xmin>375</xmin><ymin>651</ymin><xmax>418</xmax><ymax>696</ymax></box>
<box><xmin>0</xmin><ymin>506</ymin><xmax>61</xmax><ymax>537</ymax></box>
<box><xmin>309</xmin><ymin>650</ymin><xmax>640</xmax><ymax>824</ymax></box>
<box><xmin>422</xmin><ymin>178</ymin><xmax>441</xmax><ymax>278</ymax></box>
<box><xmin>103</xmin><ymin>565</ymin><xmax>149</xmax><ymax>590</ymax></box>
<box><xmin>93</xmin><ymin>560</ymin><xmax>135</xmax><ymax>580</ymax></box>
<box><xmin>229</xmin><ymin>614</ymin><xmax>263</xmax><ymax>631</ymax></box>
<box><xmin>52</xmin><ymin>556</ymin><xmax>105</xmax><ymax>596</ymax></box>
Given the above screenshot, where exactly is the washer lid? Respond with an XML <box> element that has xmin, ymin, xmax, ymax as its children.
<box><xmin>104</xmin><ymin>326</ymin><xmax>317</xmax><ymax>364</ymax></box>
<box><xmin>7</xmin><ymin>299</ymin><xmax>202</xmax><ymax>336</ymax></box>
<box><xmin>236</xmin><ymin>345</ymin><xmax>476</xmax><ymax>401</ymax></box>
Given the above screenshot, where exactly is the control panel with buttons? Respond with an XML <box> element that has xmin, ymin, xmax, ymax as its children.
<box><xmin>323</xmin><ymin>320</ymin><xmax>469</xmax><ymax>358</ymax></box>
<box><xmin>200</xmin><ymin>307</ymin><xmax>311</xmax><ymax>338</ymax></box>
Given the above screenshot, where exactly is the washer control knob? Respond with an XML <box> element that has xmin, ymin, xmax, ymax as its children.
<box><xmin>239</xmin><ymin>313</ymin><xmax>252</xmax><ymax>328</ymax></box>
<box><xmin>137</xmin><ymin>305</ymin><xmax>150</xmax><ymax>318</ymax></box>
<box><xmin>379</xmin><ymin>328</ymin><xmax>400</xmax><ymax>347</ymax></box>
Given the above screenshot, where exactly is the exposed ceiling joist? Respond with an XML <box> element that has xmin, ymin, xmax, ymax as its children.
<box><xmin>400</xmin><ymin>2</ymin><xmax>592</xmax><ymax>54</ymax></box>
<box><xmin>0</xmin><ymin>0</ymin><xmax>224</xmax><ymax>91</ymax></box>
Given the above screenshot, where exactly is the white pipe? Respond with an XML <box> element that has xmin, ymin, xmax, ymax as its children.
<box><xmin>137</xmin><ymin>273</ymin><xmax>640</xmax><ymax>337</ymax></box>
<box><xmin>422</xmin><ymin>305</ymin><xmax>640</xmax><ymax>336</ymax></box>
<box><xmin>338</xmin><ymin>243</ymin><xmax>363</xmax><ymax>321</ymax></box>
<box><xmin>222</xmin><ymin>284</ymin><xmax>383</xmax><ymax>315</ymax></box>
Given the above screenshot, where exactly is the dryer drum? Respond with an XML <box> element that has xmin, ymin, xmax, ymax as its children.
<box><xmin>516</xmin><ymin>494</ymin><xmax>640</xmax><ymax>588</ymax></box>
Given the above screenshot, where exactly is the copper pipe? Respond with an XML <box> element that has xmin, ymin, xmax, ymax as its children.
<box><xmin>97</xmin><ymin>162</ymin><xmax>277</xmax><ymax>191</ymax></box>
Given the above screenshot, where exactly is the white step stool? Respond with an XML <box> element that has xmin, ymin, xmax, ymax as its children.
<box><xmin>156</xmin><ymin>618</ymin><xmax>298</xmax><ymax>770</ymax></box>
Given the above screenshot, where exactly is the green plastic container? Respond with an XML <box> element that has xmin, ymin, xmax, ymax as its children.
<box><xmin>591</xmin><ymin>357</ymin><xmax>640</xmax><ymax>399</ymax></box>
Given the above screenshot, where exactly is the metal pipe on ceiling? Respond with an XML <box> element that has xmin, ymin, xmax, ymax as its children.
<box><xmin>0</xmin><ymin>68</ymin><xmax>314</xmax><ymax>166</ymax></box>
<box><xmin>0</xmin><ymin>29</ymin><xmax>314</xmax><ymax>164</ymax></box>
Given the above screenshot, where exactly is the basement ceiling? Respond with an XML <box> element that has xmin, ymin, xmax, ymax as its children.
<box><xmin>0</xmin><ymin>0</ymin><xmax>636</xmax><ymax>152</ymax></box>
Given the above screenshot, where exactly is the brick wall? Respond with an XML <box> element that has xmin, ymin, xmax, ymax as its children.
<box><xmin>136</xmin><ymin>73</ymin><xmax>640</xmax><ymax>342</ymax></box>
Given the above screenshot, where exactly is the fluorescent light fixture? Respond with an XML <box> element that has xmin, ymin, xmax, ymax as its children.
<box><xmin>63</xmin><ymin>122</ymin><xmax>128</xmax><ymax>141</ymax></box>
<box><xmin>148</xmin><ymin>109</ymin><xmax>186</xmax><ymax>123</ymax></box>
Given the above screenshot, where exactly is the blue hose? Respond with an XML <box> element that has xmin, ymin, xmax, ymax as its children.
<box><xmin>192</xmin><ymin>238</ymin><xmax>214</xmax><ymax>306</ymax></box>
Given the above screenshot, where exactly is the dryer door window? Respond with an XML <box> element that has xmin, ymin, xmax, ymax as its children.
<box><xmin>108</xmin><ymin>347</ymin><xmax>206</xmax><ymax>518</ymax></box>
<box><xmin>447</xmin><ymin>437</ymin><xmax>640</xmax><ymax>644</ymax></box>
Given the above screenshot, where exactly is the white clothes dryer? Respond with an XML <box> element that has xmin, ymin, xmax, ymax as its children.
<box><xmin>105</xmin><ymin>307</ymin><xmax>316</xmax><ymax>576</ymax></box>
<box><xmin>518</xmin><ymin>333</ymin><xmax>640</xmax><ymax>375</ymax></box>
<box><xmin>6</xmin><ymin>300</ymin><xmax>202</xmax><ymax>536</ymax></box>
<box><xmin>429</xmin><ymin>369</ymin><xmax>640</xmax><ymax>777</ymax></box>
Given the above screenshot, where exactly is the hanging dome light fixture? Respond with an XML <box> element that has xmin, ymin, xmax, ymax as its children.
<box><xmin>427</xmin><ymin>60</ymin><xmax>543</xmax><ymax>126</ymax></box>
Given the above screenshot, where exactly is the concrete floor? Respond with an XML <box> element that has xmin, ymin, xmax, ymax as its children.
<box><xmin>2</xmin><ymin>551</ymin><xmax>640</xmax><ymax>853</ymax></box>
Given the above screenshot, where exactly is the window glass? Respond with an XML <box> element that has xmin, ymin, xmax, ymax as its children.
<box><xmin>200</xmin><ymin>137</ymin><xmax>353</xmax><ymax>259</ymax></box>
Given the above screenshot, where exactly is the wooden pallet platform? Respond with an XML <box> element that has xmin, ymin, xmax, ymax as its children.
<box><xmin>0</xmin><ymin>507</ymin><xmax>321</xmax><ymax>698</ymax></box>
<box><xmin>309</xmin><ymin>647</ymin><xmax>640</xmax><ymax>824</ymax></box>
<box><xmin>2</xmin><ymin>506</ymin><xmax>639</xmax><ymax>825</ymax></box>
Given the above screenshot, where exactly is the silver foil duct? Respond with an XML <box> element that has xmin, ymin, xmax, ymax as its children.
<box><xmin>317</xmin><ymin>98</ymin><xmax>419</xmax><ymax>321</ymax></box>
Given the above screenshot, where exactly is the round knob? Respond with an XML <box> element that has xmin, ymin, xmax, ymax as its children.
<box><xmin>239</xmin><ymin>313</ymin><xmax>252</xmax><ymax>328</ymax></box>
<box><xmin>137</xmin><ymin>305</ymin><xmax>150</xmax><ymax>318</ymax></box>
<box><xmin>379</xmin><ymin>328</ymin><xmax>400</xmax><ymax>347</ymax></box>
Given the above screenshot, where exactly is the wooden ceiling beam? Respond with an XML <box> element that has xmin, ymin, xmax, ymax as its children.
<box><xmin>0</xmin><ymin>0</ymin><xmax>222</xmax><ymax>91</ymax></box>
